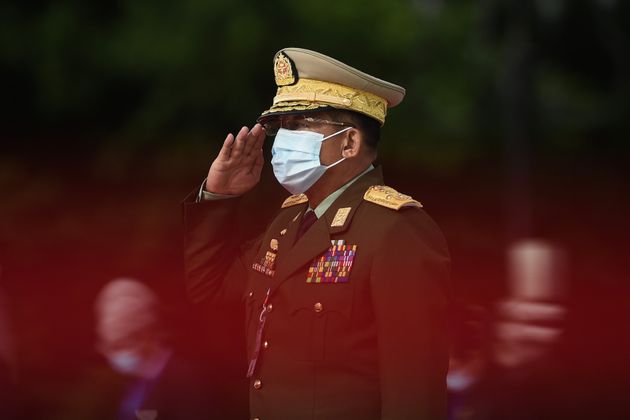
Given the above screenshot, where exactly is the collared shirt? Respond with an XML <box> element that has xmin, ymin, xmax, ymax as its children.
<box><xmin>309</xmin><ymin>165</ymin><xmax>374</xmax><ymax>218</ymax></box>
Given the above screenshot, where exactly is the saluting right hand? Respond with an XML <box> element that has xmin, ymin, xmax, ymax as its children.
<box><xmin>205</xmin><ymin>124</ymin><xmax>266</xmax><ymax>195</ymax></box>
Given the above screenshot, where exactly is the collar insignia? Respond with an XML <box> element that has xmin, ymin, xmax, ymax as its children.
<box><xmin>331</xmin><ymin>207</ymin><xmax>351</xmax><ymax>227</ymax></box>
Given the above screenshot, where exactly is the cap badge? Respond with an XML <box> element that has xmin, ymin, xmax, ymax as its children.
<box><xmin>274</xmin><ymin>52</ymin><xmax>296</xmax><ymax>86</ymax></box>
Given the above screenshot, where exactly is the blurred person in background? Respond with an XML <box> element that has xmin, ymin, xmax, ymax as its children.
<box><xmin>484</xmin><ymin>297</ymin><xmax>566</xmax><ymax>420</ymax></box>
<box><xmin>96</xmin><ymin>277</ymin><xmax>173</xmax><ymax>420</ymax></box>
<box><xmin>487</xmin><ymin>265</ymin><xmax>567</xmax><ymax>419</ymax></box>
<box><xmin>446</xmin><ymin>240</ymin><xmax>568</xmax><ymax>420</ymax></box>
<box><xmin>66</xmin><ymin>277</ymin><xmax>213</xmax><ymax>420</ymax></box>
<box><xmin>485</xmin><ymin>240</ymin><xmax>567</xmax><ymax>419</ymax></box>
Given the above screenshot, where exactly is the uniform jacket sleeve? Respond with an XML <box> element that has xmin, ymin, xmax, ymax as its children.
<box><xmin>182</xmin><ymin>190</ymin><xmax>257</xmax><ymax>417</ymax></box>
<box><xmin>370</xmin><ymin>208</ymin><xmax>451</xmax><ymax>419</ymax></box>
<box><xmin>182</xmin><ymin>190</ymin><xmax>260</xmax><ymax>306</ymax></box>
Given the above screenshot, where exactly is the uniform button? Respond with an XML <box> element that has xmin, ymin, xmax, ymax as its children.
<box><xmin>263</xmin><ymin>340</ymin><xmax>269</xmax><ymax>349</ymax></box>
<box><xmin>314</xmin><ymin>302</ymin><xmax>323</xmax><ymax>313</ymax></box>
<box><xmin>253</xmin><ymin>418</ymin><xmax>260</xmax><ymax>420</ymax></box>
<box><xmin>253</xmin><ymin>379</ymin><xmax>262</xmax><ymax>390</ymax></box>
<box><xmin>266</xmin><ymin>303</ymin><xmax>273</xmax><ymax>313</ymax></box>
<box><xmin>248</xmin><ymin>291</ymin><xmax>253</xmax><ymax>298</ymax></box>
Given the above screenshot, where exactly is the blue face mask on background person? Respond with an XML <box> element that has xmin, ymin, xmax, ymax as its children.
<box><xmin>271</xmin><ymin>126</ymin><xmax>352</xmax><ymax>194</ymax></box>
<box><xmin>446</xmin><ymin>369</ymin><xmax>477</xmax><ymax>393</ymax></box>
<box><xmin>108</xmin><ymin>349</ymin><xmax>143</xmax><ymax>376</ymax></box>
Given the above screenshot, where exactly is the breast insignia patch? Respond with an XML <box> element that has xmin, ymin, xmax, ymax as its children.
<box><xmin>363</xmin><ymin>185</ymin><xmax>422</xmax><ymax>210</ymax></box>
<box><xmin>252</xmin><ymin>238</ymin><xmax>279</xmax><ymax>277</ymax></box>
<box><xmin>282</xmin><ymin>193</ymin><xmax>308</xmax><ymax>208</ymax></box>
<box><xmin>306</xmin><ymin>240</ymin><xmax>356</xmax><ymax>284</ymax></box>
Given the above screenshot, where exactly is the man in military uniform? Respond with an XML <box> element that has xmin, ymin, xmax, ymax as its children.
<box><xmin>184</xmin><ymin>48</ymin><xmax>450</xmax><ymax>419</ymax></box>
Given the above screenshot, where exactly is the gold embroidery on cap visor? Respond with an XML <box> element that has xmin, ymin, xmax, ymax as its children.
<box><xmin>261</xmin><ymin>78</ymin><xmax>388</xmax><ymax>125</ymax></box>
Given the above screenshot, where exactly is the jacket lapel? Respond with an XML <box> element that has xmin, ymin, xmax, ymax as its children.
<box><xmin>273</xmin><ymin>215</ymin><xmax>332</xmax><ymax>288</ymax></box>
<box><xmin>270</xmin><ymin>166</ymin><xmax>385</xmax><ymax>293</ymax></box>
<box><xmin>279</xmin><ymin>203</ymin><xmax>308</xmax><ymax>252</ymax></box>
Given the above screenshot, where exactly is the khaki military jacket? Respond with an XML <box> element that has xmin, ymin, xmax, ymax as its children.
<box><xmin>183</xmin><ymin>167</ymin><xmax>450</xmax><ymax>420</ymax></box>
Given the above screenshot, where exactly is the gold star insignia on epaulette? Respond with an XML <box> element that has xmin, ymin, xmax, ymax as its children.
<box><xmin>363</xmin><ymin>185</ymin><xmax>423</xmax><ymax>210</ymax></box>
<box><xmin>282</xmin><ymin>193</ymin><xmax>308</xmax><ymax>208</ymax></box>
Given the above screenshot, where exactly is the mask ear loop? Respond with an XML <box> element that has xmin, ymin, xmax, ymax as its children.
<box><xmin>321</xmin><ymin>126</ymin><xmax>352</xmax><ymax>141</ymax></box>
<box><xmin>326</xmin><ymin>156</ymin><xmax>346</xmax><ymax>169</ymax></box>
<box><xmin>323</xmin><ymin>126</ymin><xmax>354</xmax><ymax>169</ymax></box>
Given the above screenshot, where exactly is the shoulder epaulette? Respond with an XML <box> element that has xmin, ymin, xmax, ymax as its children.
<box><xmin>363</xmin><ymin>185</ymin><xmax>423</xmax><ymax>210</ymax></box>
<box><xmin>281</xmin><ymin>193</ymin><xmax>308</xmax><ymax>208</ymax></box>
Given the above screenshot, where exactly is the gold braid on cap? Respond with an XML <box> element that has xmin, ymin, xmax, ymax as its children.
<box><xmin>263</xmin><ymin>78</ymin><xmax>388</xmax><ymax>124</ymax></box>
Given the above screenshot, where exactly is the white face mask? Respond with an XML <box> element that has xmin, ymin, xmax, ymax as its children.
<box><xmin>271</xmin><ymin>126</ymin><xmax>352</xmax><ymax>194</ymax></box>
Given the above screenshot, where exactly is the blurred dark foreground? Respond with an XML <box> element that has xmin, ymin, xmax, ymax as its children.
<box><xmin>1</xmin><ymin>0</ymin><xmax>630</xmax><ymax>418</ymax></box>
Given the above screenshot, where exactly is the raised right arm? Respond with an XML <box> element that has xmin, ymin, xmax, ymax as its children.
<box><xmin>182</xmin><ymin>124</ymin><xmax>265</xmax><ymax>305</ymax></box>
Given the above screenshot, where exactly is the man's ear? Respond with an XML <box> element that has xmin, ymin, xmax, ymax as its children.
<box><xmin>341</xmin><ymin>128</ymin><xmax>362</xmax><ymax>158</ymax></box>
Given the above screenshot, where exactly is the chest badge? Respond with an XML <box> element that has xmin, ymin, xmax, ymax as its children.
<box><xmin>306</xmin><ymin>240</ymin><xmax>357</xmax><ymax>284</ymax></box>
<box><xmin>252</xmin><ymin>238</ymin><xmax>279</xmax><ymax>277</ymax></box>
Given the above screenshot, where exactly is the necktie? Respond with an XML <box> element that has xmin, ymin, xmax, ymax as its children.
<box><xmin>296</xmin><ymin>210</ymin><xmax>318</xmax><ymax>241</ymax></box>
